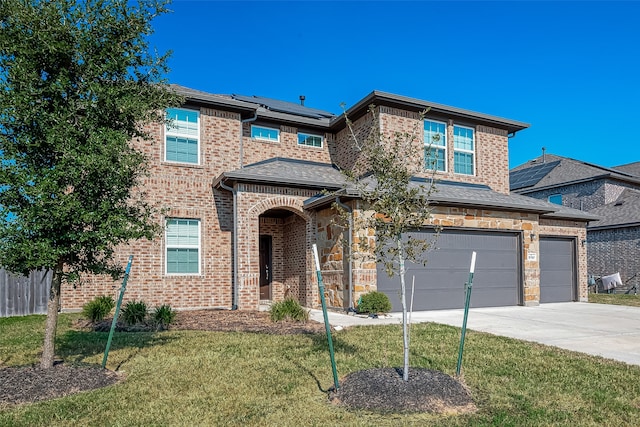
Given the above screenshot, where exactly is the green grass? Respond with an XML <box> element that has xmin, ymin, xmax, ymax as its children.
<box><xmin>589</xmin><ymin>293</ymin><xmax>640</xmax><ymax>307</ymax></box>
<box><xmin>2</xmin><ymin>314</ymin><xmax>640</xmax><ymax>426</ymax></box>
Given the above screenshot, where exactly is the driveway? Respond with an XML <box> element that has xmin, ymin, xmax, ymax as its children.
<box><xmin>310</xmin><ymin>302</ymin><xmax>640</xmax><ymax>366</ymax></box>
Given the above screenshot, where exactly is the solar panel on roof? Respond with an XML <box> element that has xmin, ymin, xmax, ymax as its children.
<box><xmin>231</xmin><ymin>94</ymin><xmax>335</xmax><ymax>119</ymax></box>
<box><xmin>509</xmin><ymin>160</ymin><xmax>560</xmax><ymax>190</ymax></box>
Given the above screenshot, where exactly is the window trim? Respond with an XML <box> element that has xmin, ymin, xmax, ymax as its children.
<box><xmin>164</xmin><ymin>108</ymin><xmax>201</xmax><ymax>165</ymax></box>
<box><xmin>297</xmin><ymin>131</ymin><xmax>324</xmax><ymax>148</ymax></box>
<box><xmin>251</xmin><ymin>125</ymin><xmax>280</xmax><ymax>142</ymax></box>
<box><xmin>453</xmin><ymin>124</ymin><xmax>475</xmax><ymax>176</ymax></box>
<box><xmin>423</xmin><ymin>119</ymin><xmax>447</xmax><ymax>172</ymax></box>
<box><xmin>548</xmin><ymin>194</ymin><xmax>563</xmax><ymax>205</ymax></box>
<box><xmin>165</xmin><ymin>218</ymin><xmax>201</xmax><ymax>276</ymax></box>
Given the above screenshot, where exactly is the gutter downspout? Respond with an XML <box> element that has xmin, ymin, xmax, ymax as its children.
<box><xmin>219</xmin><ymin>178</ymin><xmax>239</xmax><ymax>310</ymax></box>
<box><xmin>335</xmin><ymin>197</ymin><xmax>353</xmax><ymax>310</ymax></box>
<box><xmin>240</xmin><ymin>112</ymin><xmax>258</xmax><ymax>168</ymax></box>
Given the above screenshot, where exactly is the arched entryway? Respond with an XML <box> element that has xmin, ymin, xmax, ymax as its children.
<box><xmin>258</xmin><ymin>208</ymin><xmax>308</xmax><ymax>304</ymax></box>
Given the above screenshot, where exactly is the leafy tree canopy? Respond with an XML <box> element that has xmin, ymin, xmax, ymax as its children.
<box><xmin>0</xmin><ymin>0</ymin><xmax>181</xmax><ymax>280</ymax></box>
<box><xmin>0</xmin><ymin>0</ymin><xmax>182</xmax><ymax>368</ymax></box>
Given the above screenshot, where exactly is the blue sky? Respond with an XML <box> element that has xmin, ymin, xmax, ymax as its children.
<box><xmin>150</xmin><ymin>1</ymin><xmax>640</xmax><ymax>169</ymax></box>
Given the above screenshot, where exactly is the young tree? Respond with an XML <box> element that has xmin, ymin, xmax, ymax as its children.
<box><xmin>341</xmin><ymin>105</ymin><xmax>438</xmax><ymax>381</ymax></box>
<box><xmin>0</xmin><ymin>0</ymin><xmax>182</xmax><ymax>368</ymax></box>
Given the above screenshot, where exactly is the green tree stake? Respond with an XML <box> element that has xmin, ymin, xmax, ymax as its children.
<box><xmin>312</xmin><ymin>244</ymin><xmax>339</xmax><ymax>390</ymax></box>
<box><xmin>102</xmin><ymin>255</ymin><xmax>133</xmax><ymax>369</ymax></box>
<box><xmin>457</xmin><ymin>251</ymin><xmax>476</xmax><ymax>377</ymax></box>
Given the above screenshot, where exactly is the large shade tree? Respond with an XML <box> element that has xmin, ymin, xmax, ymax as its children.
<box><xmin>0</xmin><ymin>0</ymin><xmax>182</xmax><ymax>368</ymax></box>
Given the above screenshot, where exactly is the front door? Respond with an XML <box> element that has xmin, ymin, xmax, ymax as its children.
<box><xmin>259</xmin><ymin>235</ymin><xmax>272</xmax><ymax>300</ymax></box>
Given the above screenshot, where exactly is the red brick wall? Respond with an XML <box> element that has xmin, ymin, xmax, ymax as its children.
<box><xmin>241</xmin><ymin>123</ymin><xmax>331</xmax><ymax>166</ymax></box>
<box><xmin>61</xmin><ymin>106</ymin><xmax>331</xmax><ymax>311</ymax></box>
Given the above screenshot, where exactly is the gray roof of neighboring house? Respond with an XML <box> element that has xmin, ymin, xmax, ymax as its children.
<box><xmin>214</xmin><ymin>158</ymin><xmax>593</xmax><ymax>221</ymax></box>
<box><xmin>587</xmin><ymin>189</ymin><xmax>640</xmax><ymax>230</ymax></box>
<box><xmin>510</xmin><ymin>154</ymin><xmax>640</xmax><ymax>193</ymax></box>
<box><xmin>172</xmin><ymin>84</ymin><xmax>529</xmax><ymax>135</ymax></box>
<box><xmin>613</xmin><ymin>161</ymin><xmax>640</xmax><ymax>177</ymax></box>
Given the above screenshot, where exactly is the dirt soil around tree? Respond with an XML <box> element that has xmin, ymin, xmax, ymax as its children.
<box><xmin>1</xmin><ymin>309</ymin><xmax>475</xmax><ymax>414</ymax></box>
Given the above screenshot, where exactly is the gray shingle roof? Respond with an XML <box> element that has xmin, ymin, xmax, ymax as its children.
<box><xmin>304</xmin><ymin>173</ymin><xmax>595</xmax><ymax>221</ymax></box>
<box><xmin>587</xmin><ymin>189</ymin><xmax>640</xmax><ymax>229</ymax></box>
<box><xmin>214</xmin><ymin>158</ymin><xmax>346</xmax><ymax>190</ymax></box>
<box><xmin>510</xmin><ymin>154</ymin><xmax>640</xmax><ymax>192</ymax></box>
<box><xmin>215</xmin><ymin>157</ymin><xmax>593</xmax><ymax>222</ymax></box>
<box><xmin>614</xmin><ymin>162</ymin><xmax>640</xmax><ymax>177</ymax></box>
<box><xmin>171</xmin><ymin>85</ymin><xmax>529</xmax><ymax>135</ymax></box>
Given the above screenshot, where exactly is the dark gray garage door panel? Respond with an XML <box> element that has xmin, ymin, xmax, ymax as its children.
<box><xmin>540</xmin><ymin>237</ymin><xmax>575</xmax><ymax>303</ymax></box>
<box><xmin>377</xmin><ymin>230</ymin><xmax>521</xmax><ymax>311</ymax></box>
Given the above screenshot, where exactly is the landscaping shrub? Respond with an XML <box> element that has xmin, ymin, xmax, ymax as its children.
<box><xmin>82</xmin><ymin>295</ymin><xmax>115</xmax><ymax>322</ymax></box>
<box><xmin>121</xmin><ymin>300</ymin><xmax>148</xmax><ymax>325</ymax></box>
<box><xmin>357</xmin><ymin>291</ymin><xmax>392</xmax><ymax>314</ymax></box>
<box><xmin>270</xmin><ymin>298</ymin><xmax>309</xmax><ymax>322</ymax></box>
<box><xmin>152</xmin><ymin>304</ymin><xmax>177</xmax><ymax>330</ymax></box>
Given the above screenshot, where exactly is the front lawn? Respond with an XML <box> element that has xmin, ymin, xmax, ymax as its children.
<box><xmin>589</xmin><ymin>293</ymin><xmax>640</xmax><ymax>307</ymax></box>
<box><xmin>2</xmin><ymin>314</ymin><xmax>640</xmax><ymax>426</ymax></box>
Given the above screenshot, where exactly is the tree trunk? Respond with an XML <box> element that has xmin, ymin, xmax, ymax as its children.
<box><xmin>41</xmin><ymin>263</ymin><xmax>63</xmax><ymax>369</ymax></box>
<box><xmin>397</xmin><ymin>237</ymin><xmax>409</xmax><ymax>381</ymax></box>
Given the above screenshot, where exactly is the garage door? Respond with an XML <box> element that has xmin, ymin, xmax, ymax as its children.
<box><xmin>377</xmin><ymin>229</ymin><xmax>522</xmax><ymax>311</ymax></box>
<box><xmin>539</xmin><ymin>237</ymin><xmax>576</xmax><ymax>303</ymax></box>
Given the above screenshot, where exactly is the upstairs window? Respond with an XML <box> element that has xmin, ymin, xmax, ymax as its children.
<box><xmin>424</xmin><ymin>120</ymin><xmax>447</xmax><ymax>172</ymax></box>
<box><xmin>297</xmin><ymin>132</ymin><xmax>323</xmax><ymax>148</ymax></box>
<box><xmin>251</xmin><ymin>125</ymin><xmax>280</xmax><ymax>142</ymax></box>
<box><xmin>453</xmin><ymin>125</ymin><xmax>475</xmax><ymax>175</ymax></box>
<box><xmin>548</xmin><ymin>194</ymin><xmax>563</xmax><ymax>205</ymax></box>
<box><xmin>166</xmin><ymin>218</ymin><xmax>200</xmax><ymax>274</ymax></box>
<box><xmin>165</xmin><ymin>108</ymin><xmax>200</xmax><ymax>164</ymax></box>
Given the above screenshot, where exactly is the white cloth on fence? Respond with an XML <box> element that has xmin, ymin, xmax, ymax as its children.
<box><xmin>601</xmin><ymin>272</ymin><xmax>622</xmax><ymax>291</ymax></box>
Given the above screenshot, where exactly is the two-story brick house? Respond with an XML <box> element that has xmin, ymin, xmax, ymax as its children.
<box><xmin>511</xmin><ymin>154</ymin><xmax>640</xmax><ymax>291</ymax></box>
<box><xmin>61</xmin><ymin>86</ymin><xmax>595</xmax><ymax>312</ymax></box>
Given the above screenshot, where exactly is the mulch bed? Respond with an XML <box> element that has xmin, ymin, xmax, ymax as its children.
<box><xmin>330</xmin><ymin>367</ymin><xmax>476</xmax><ymax>414</ymax></box>
<box><xmin>1</xmin><ymin>310</ymin><xmax>475</xmax><ymax>415</ymax></box>
<box><xmin>0</xmin><ymin>364</ymin><xmax>121</xmax><ymax>409</ymax></box>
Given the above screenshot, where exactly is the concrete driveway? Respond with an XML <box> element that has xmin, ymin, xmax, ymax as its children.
<box><xmin>310</xmin><ymin>302</ymin><xmax>640</xmax><ymax>366</ymax></box>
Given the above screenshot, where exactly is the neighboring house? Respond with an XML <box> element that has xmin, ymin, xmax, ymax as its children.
<box><xmin>61</xmin><ymin>86</ymin><xmax>594</xmax><ymax>312</ymax></box>
<box><xmin>511</xmin><ymin>154</ymin><xmax>640</xmax><ymax>290</ymax></box>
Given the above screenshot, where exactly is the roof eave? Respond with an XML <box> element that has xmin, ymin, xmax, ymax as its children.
<box><xmin>215</xmin><ymin>172</ymin><xmax>344</xmax><ymax>191</ymax></box>
<box><xmin>588</xmin><ymin>221</ymin><xmax>640</xmax><ymax>231</ymax></box>
<box><xmin>331</xmin><ymin>90</ymin><xmax>530</xmax><ymax>134</ymax></box>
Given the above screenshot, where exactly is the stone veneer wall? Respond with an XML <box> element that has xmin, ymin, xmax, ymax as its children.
<box><xmin>313</xmin><ymin>202</ymin><xmax>590</xmax><ymax>308</ymax></box>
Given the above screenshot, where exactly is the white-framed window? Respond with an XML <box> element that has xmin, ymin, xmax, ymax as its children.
<box><xmin>251</xmin><ymin>125</ymin><xmax>280</xmax><ymax>142</ymax></box>
<box><xmin>548</xmin><ymin>194</ymin><xmax>563</xmax><ymax>205</ymax></box>
<box><xmin>453</xmin><ymin>125</ymin><xmax>475</xmax><ymax>175</ymax></box>
<box><xmin>424</xmin><ymin>120</ymin><xmax>447</xmax><ymax>172</ymax></box>
<box><xmin>166</xmin><ymin>218</ymin><xmax>200</xmax><ymax>274</ymax></box>
<box><xmin>297</xmin><ymin>132</ymin><xmax>323</xmax><ymax>148</ymax></box>
<box><xmin>165</xmin><ymin>108</ymin><xmax>200</xmax><ymax>164</ymax></box>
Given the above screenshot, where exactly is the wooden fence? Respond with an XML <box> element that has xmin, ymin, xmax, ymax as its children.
<box><xmin>0</xmin><ymin>269</ymin><xmax>52</xmax><ymax>317</ymax></box>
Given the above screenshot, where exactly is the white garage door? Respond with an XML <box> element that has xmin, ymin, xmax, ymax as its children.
<box><xmin>377</xmin><ymin>229</ymin><xmax>522</xmax><ymax>311</ymax></box>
